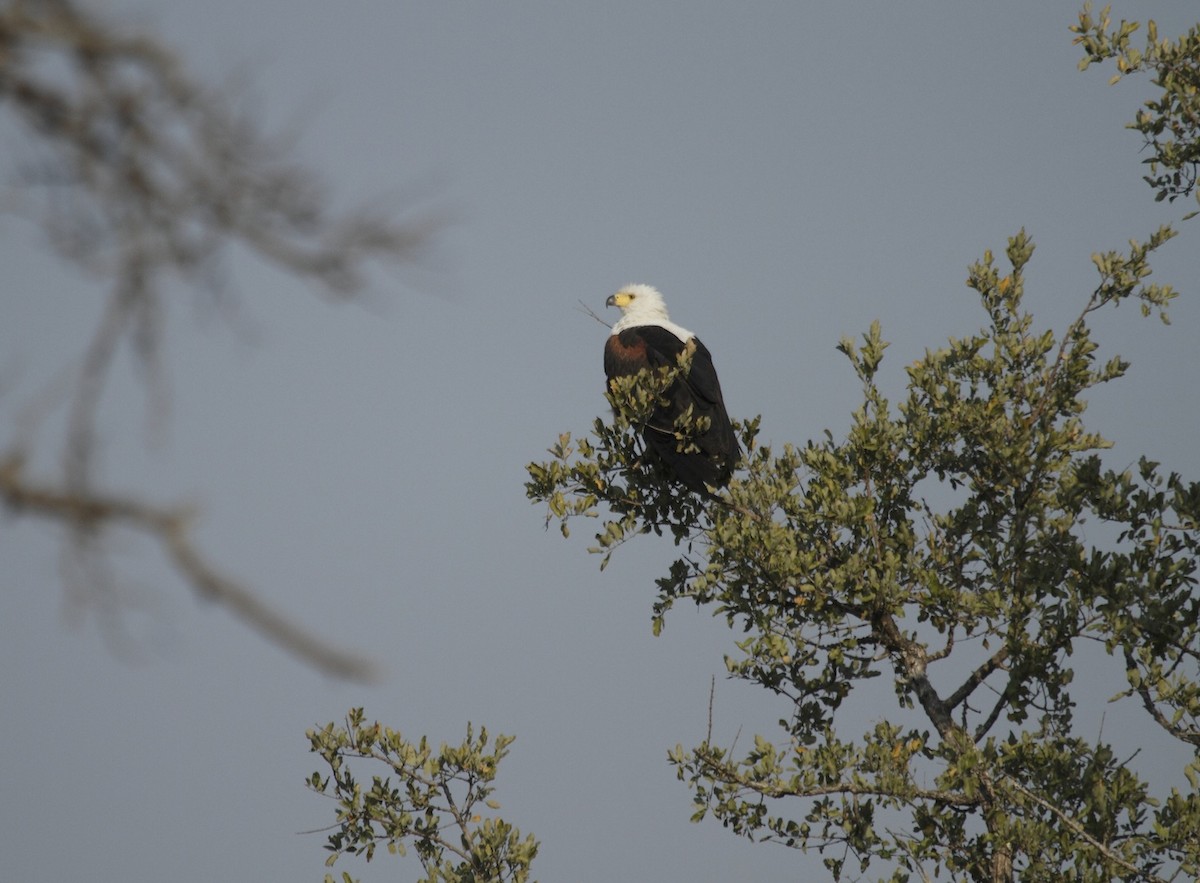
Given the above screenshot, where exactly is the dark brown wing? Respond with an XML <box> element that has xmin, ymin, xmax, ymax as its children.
<box><xmin>604</xmin><ymin>326</ymin><xmax>739</xmax><ymax>492</ymax></box>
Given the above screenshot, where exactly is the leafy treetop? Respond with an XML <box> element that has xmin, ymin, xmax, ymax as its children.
<box><xmin>528</xmin><ymin>223</ymin><xmax>1197</xmax><ymax>882</ymax></box>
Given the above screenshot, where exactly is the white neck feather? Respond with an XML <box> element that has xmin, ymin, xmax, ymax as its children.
<box><xmin>610</xmin><ymin>285</ymin><xmax>695</xmax><ymax>342</ymax></box>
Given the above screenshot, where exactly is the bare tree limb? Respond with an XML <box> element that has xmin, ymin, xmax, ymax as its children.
<box><xmin>946</xmin><ymin>645</ymin><xmax>1010</xmax><ymax>713</ymax></box>
<box><xmin>974</xmin><ymin>670</ymin><xmax>1021</xmax><ymax>743</ymax></box>
<box><xmin>1</xmin><ymin>454</ymin><xmax>377</xmax><ymax>681</ymax></box>
<box><xmin>1</xmin><ymin>1</ymin><xmax>436</xmax><ymax>678</ymax></box>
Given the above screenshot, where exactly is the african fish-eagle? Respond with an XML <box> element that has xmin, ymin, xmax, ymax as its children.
<box><xmin>603</xmin><ymin>284</ymin><xmax>740</xmax><ymax>493</ymax></box>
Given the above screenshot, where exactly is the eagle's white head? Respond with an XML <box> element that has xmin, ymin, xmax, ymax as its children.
<box><xmin>606</xmin><ymin>284</ymin><xmax>694</xmax><ymax>341</ymax></box>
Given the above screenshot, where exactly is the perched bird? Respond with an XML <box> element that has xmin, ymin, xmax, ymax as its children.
<box><xmin>603</xmin><ymin>284</ymin><xmax>740</xmax><ymax>493</ymax></box>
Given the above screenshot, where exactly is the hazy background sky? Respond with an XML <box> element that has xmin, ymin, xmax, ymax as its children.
<box><xmin>2</xmin><ymin>2</ymin><xmax>1198</xmax><ymax>881</ymax></box>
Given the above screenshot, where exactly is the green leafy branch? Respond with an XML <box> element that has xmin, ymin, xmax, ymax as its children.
<box><xmin>1074</xmin><ymin>3</ymin><xmax>1200</xmax><ymax>209</ymax></box>
<box><xmin>306</xmin><ymin>708</ymin><xmax>538</xmax><ymax>883</ymax></box>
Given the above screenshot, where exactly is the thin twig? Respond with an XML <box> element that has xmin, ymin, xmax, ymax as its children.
<box><xmin>707</xmin><ymin>674</ymin><xmax>716</xmax><ymax>742</ymax></box>
<box><xmin>576</xmin><ymin>299</ymin><xmax>612</xmax><ymax>329</ymax></box>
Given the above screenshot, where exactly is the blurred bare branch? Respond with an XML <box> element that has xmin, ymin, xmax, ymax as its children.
<box><xmin>0</xmin><ymin>0</ymin><xmax>432</xmax><ymax>678</ymax></box>
<box><xmin>0</xmin><ymin>454</ymin><xmax>378</xmax><ymax>679</ymax></box>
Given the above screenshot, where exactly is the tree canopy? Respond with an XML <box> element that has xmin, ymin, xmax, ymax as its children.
<box><xmin>526</xmin><ymin>8</ymin><xmax>1200</xmax><ymax>882</ymax></box>
<box><xmin>527</xmin><ymin>219</ymin><xmax>1195</xmax><ymax>880</ymax></box>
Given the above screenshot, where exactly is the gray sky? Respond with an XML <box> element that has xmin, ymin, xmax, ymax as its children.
<box><xmin>2</xmin><ymin>2</ymin><xmax>1198</xmax><ymax>881</ymax></box>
